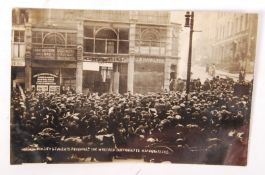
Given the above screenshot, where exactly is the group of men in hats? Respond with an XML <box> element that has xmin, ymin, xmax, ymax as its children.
<box><xmin>11</xmin><ymin>76</ymin><xmax>252</xmax><ymax>165</ymax></box>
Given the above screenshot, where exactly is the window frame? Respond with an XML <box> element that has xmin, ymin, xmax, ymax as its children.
<box><xmin>31</xmin><ymin>31</ymin><xmax>77</xmax><ymax>48</ymax></box>
<box><xmin>83</xmin><ymin>26</ymin><xmax>130</xmax><ymax>54</ymax></box>
<box><xmin>13</xmin><ymin>30</ymin><xmax>25</xmax><ymax>43</ymax></box>
<box><xmin>135</xmin><ymin>26</ymin><xmax>167</xmax><ymax>56</ymax></box>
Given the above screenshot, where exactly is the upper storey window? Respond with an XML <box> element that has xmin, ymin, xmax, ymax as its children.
<box><xmin>84</xmin><ymin>26</ymin><xmax>129</xmax><ymax>54</ymax></box>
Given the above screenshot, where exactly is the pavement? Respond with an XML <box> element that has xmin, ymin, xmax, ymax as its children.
<box><xmin>190</xmin><ymin>65</ymin><xmax>254</xmax><ymax>82</ymax></box>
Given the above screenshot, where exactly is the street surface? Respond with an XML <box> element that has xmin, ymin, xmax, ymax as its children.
<box><xmin>190</xmin><ymin>65</ymin><xmax>254</xmax><ymax>82</ymax></box>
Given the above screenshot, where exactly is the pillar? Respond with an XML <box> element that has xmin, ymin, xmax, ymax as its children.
<box><xmin>76</xmin><ymin>61</ymin><xmax>83</xmax><ymax>93</ymax></box>
<box><xmin>164</xmin><ymin>60</ymin><xmax>171</xmax><ymax>91</ymax></box>
<box><xmin>164</xmin><ymin>26</ymin><xmax>173</xmax><ymax>90</ymax></box>
<box><xmin>59</xmin><ymin>68</ymin><xmax>62</xmax><ymax>85</ymax></box>
<box><xmin>25</xmin><ymin>63</ymin><xmax>32</xmax><ymax>90</ymax></box>
<box><xmin>113</xmin><ymin>64</ymin><xmax>120</xmax><ymax>94</ymax></box>
<box><xmin>128</xmin><ymin>23</ymin><xmax>136</xmax><ymax>93</ymax></box>
<box><xmin>127</xmin><ymin>57</ymin><xmax>134</xmax><ymax>93</ymax></box>
<box><xmin>76</xmin><ymin>21</ymin><xmax>83</xmax><ymax>93</ymax></box>
<box><xmin>24</xmin><ymin>23</ymin><xmax>32</xmax><ymax>91</ymax></box>
<box><xmin>109</xmin><ymin>70</ymin><xmax>113</xmax><ymax>93</ymax></box>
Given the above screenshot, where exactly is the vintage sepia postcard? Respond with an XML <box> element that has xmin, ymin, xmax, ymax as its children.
<box><xmin>10</xmin><ymin>8</ymin><xmax>258</xmax><ymax>165</ymax></box>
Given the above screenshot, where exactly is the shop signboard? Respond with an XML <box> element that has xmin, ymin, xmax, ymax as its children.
<box><xmin>135</xmin><ymin>56</ymin><xmax>165</xmax><ymax>64</ymax></box>
<box><xmin>33</xmin><ymin>48</ymin><xmax>76</xmax><ymax>60</ymax></box>
<box><xmin>83</xmin><ymin>55</ymin><xmax>129</xmax><ymax>63</ymax></box>
<box><xmin>57</xmin><ymin>48</ymin><xmax>76</xmax><ymax>60</ymax></box>
<box><xmin>33</xmin><ymin>48</ymin><xmax>55</xmax><ymax>60</ymax></box>
<box><xmin>33</xmin><ymin>73</ymin><xmax>60</xmax><ymax>93</ymax></box>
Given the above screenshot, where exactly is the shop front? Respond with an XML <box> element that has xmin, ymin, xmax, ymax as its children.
<box><xmin>31</xmin><ymin>67</ymin><xmax>76</xmax><ymax>94</ymax></box>
<box><xmin>133</xmin><ymin>56</ymin><xmax>165</xmax><ymax>94</ymax></box>
<box><xmin>82</xmin><ymin>61</ymin><xmax>130</xmax><ymax>95</ymax></box>
<box><xmin>83</xmin><ymin>52</ymin><xmax>130</xmax><ymax>94</ymax></box>
<box><xmin>82</xmin><ymin>62</ymin><xmax>113</xmax><ymax>95</ymax></box>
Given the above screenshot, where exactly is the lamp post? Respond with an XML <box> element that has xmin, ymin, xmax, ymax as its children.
<box><xmin>184</xmin><ymin>11</ymin><xmax>194</xmax><ymax>100</ymax></box>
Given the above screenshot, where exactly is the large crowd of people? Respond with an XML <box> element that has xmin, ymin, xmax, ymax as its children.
<box><xmin>11</xmin><ymin>76</ymin><xmax>252</xmax><ymax>165</ymax></box>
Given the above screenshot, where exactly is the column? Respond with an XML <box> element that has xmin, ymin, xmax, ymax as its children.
<box><xmin>109</xmin><ymin>70</ymin><xmax>113</xmax><ymax>93</ymax></box>
<box><xmin>128</xmin><ymin>23</ymin><xmax>136</xmax><ymax>93</ymax></box>
<box><xmin>76</xmin><ymin>61</ymin><xmax>83</xmax><ymax>93</ymax></box>
<box><xmin>25</xmin><ymin>63</ymin><xmax>32</xmax><ymax>90</ymax></box>
<box><xmin>24</xmin><ymin>23</ymin><xmax>32</xmax><ymax>90</ymax></box>
<box><xmin>127</xmin><ymin>58</ymin><xmax>134</xmax><ymax>93</ymax></box>
<box><xmin>164</xmin><ymin>26</ymin><xmax>173</xmax><ymax>90</ymax></box>
<box><xmin>76</xmin><ymin>21</ymin><xmax>83</xmax><ymax>93</ymax></box>
<box><xmin>164</xmin><ymin>60</ymin><xmax>171</xmax><ymax>91</ymax></box>
<box><xmin>113</xmin><ymin>64</ymin><xmax>120</xmax><ymax>94</ymax></box>
<box><xmin>59</xmin><ymin>68</ymin><xmax>62</xmax><ymax>85</ymax></box>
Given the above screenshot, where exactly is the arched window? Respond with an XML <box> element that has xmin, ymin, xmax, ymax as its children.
<box><xmin>83</xmin><ymin>26</ymin><xmax>129</xmax><ymax>54</ymax></box>
<box><xmin>95</xmin><ymin>28</ymin><xmax>117</xmax><ymax>53</ymax></box>
<box><xmin>96</xmin><ymin>29</ymin><xmax>117</xmax><ymax>39</ymax></box>
<box><xmin>140</xmin><ymin>29</ymin><xmax>161</xmax><ymax>55</ymax></box>
<box><xmin>142</xmin><ymin>31</ymin><xmax>159</xmax><ymax>41</ymax></box>
<box><xmin>141</xmin><ymin>29</ymin><xmax>159</xmax><ymax>41</ymax></box>
<box><xmin>43</xmin><ymin>33</ymin><xmax>65</xmax><ymax>48</ymax></box>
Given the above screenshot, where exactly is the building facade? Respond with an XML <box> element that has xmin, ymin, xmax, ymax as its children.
<box><xmin>11</xmin><ymin>9</ymin><xmax>181</xmax><ymax>94</ymax></box>
<box><xmin>212</xmin><ymin>12</ymin><xmax>258</xmax><ymax>73</ymax></box>
<box><xmin>191</xmin><ymin>12</ymin><xmax>258</xmax><ymax>74</ymax></box>
<box><xmin>192</xmin><ymin>12</ymin><xmax>217</xmax><ymax>65</ymax></box>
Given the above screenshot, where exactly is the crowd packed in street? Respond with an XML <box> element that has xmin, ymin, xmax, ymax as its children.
<box><xmin>11</xmin><ymin>76</ymin><xmax>252</xmax><ymax>165</ymax></box>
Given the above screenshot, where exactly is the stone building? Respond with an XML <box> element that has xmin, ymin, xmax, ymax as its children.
<box><xmin>212</xmin><ymin>12</ymin><xmax>258</xmax><ymax>73</ymax></box>
<box><xmin>11</xmin><ymin>8</ymin><xmax>181</xmax><ymax>94</ymax></box>
<box><xmin>191</xmin><ymin>12</ymin><xmax>258</xmax><ymax>73</ymax></box>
